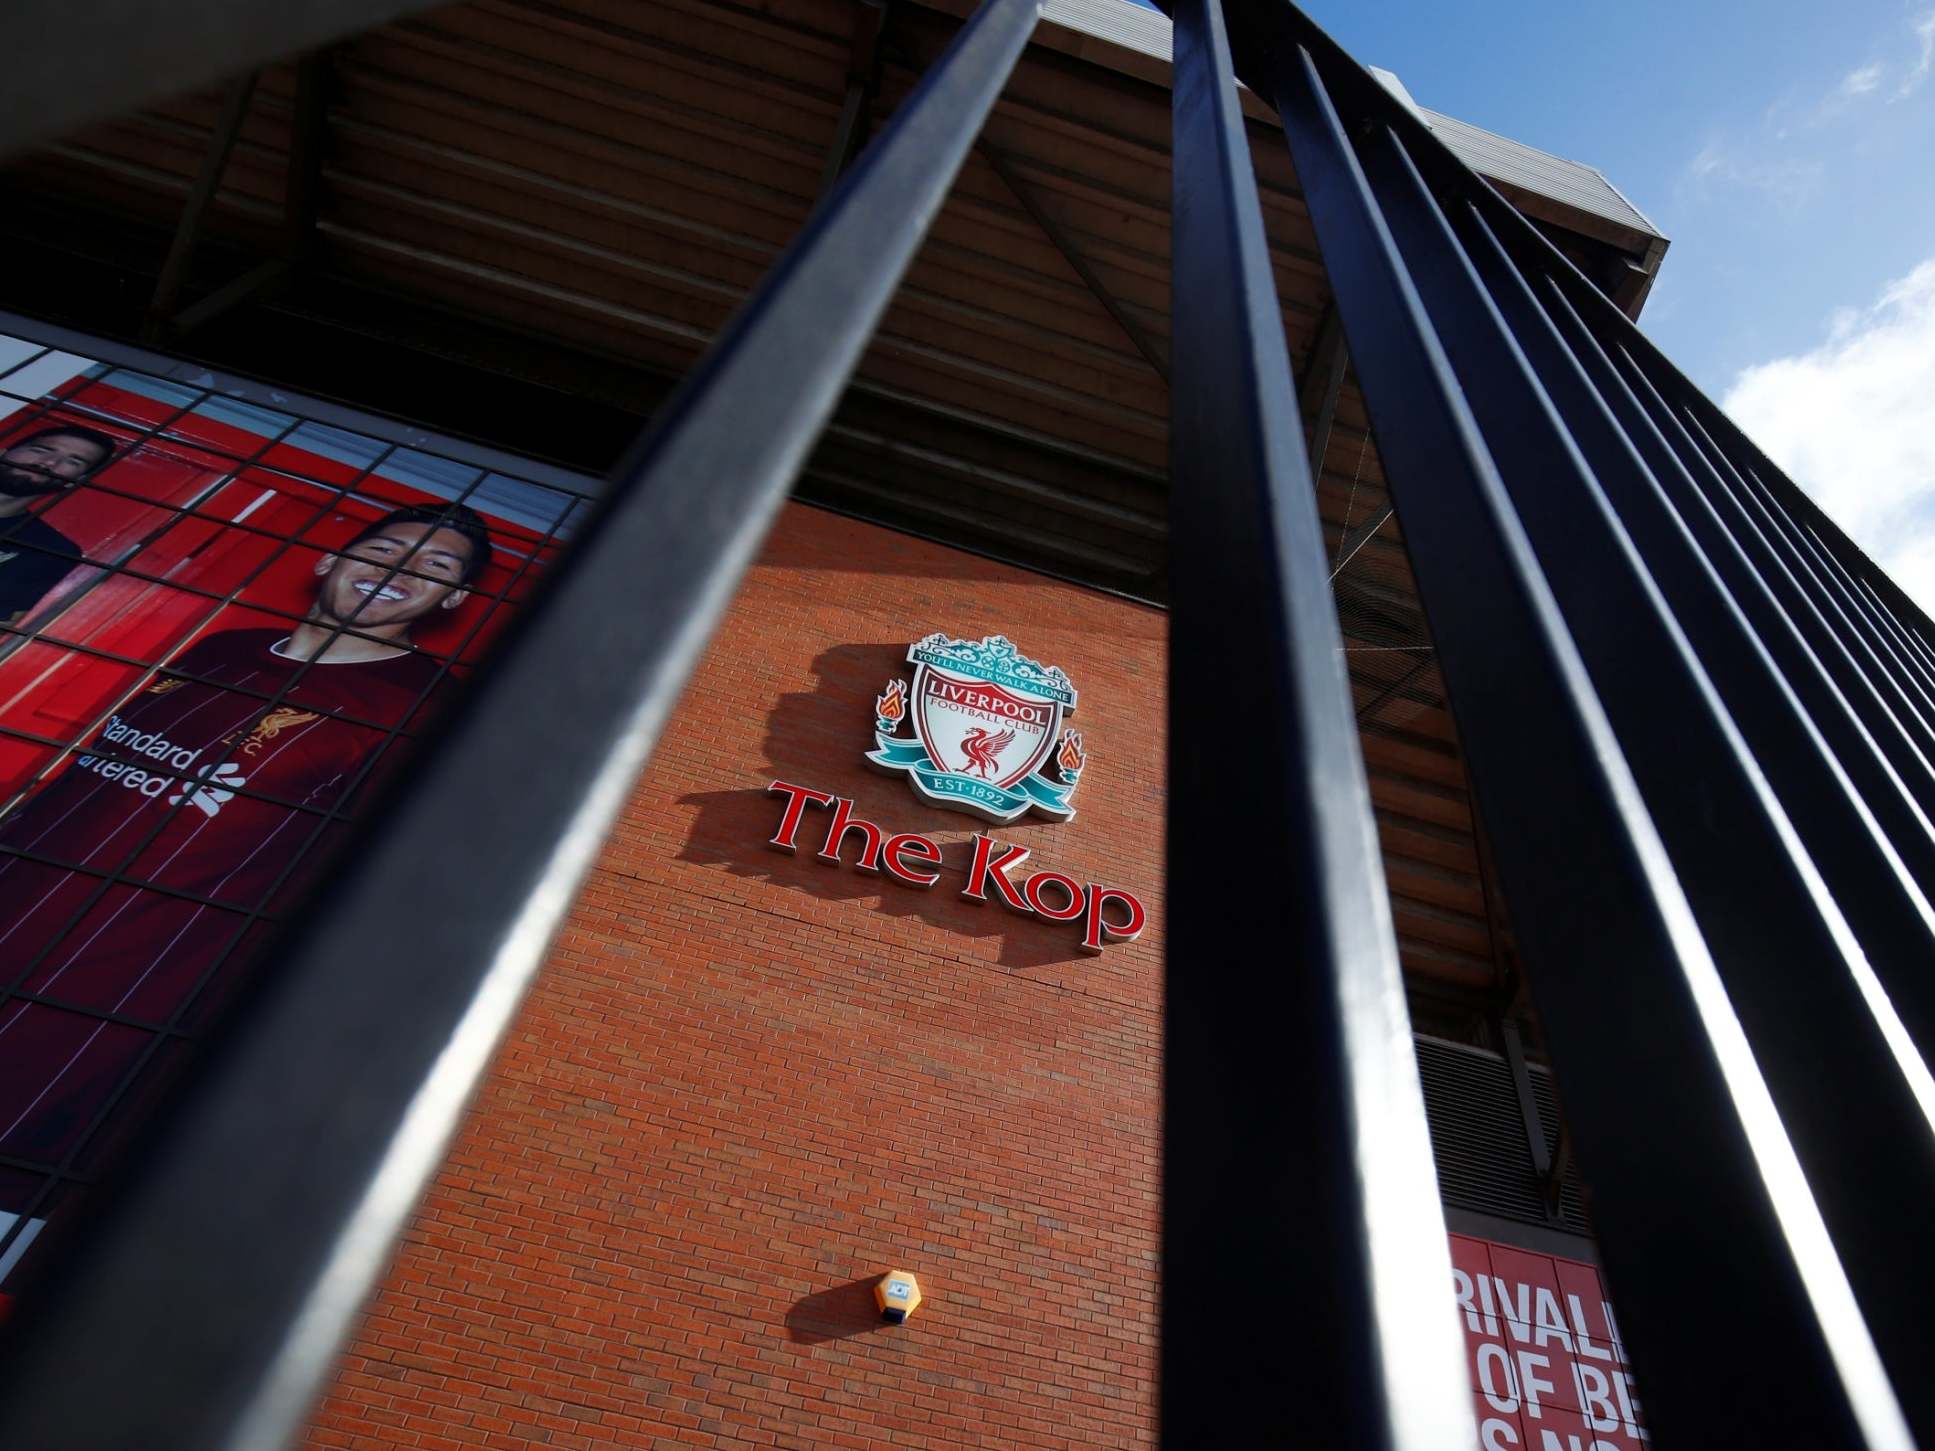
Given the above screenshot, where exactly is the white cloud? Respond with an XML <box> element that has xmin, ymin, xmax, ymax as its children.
<box><xmin>1897</xmin><ymin>10</ymin><xmax>1935</xmax><ymax>98</ymax></box>
<box><xmin>1841</xmin><ymin>62</ymin><xmax>1884</xmax><ymax>96</ymax></box>
<box><xmin>1682</xmin><ymin>139</ymin><xmax>1824</xmax><ymax>212</ymax></box>
<box><xmin>1724</xmin><ymin>258</ymin><xmax>1935</xmax><ymax>612</ymax></box>
<box><xmin>1751</xmin><ymin>14</ymin><xmax>1933</xmax><ymax>136</ymax></box>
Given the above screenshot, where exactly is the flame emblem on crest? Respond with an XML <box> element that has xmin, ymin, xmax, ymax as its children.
<box><xmin>875</xmin><ymin>677</ymin><xmax>906</xmax><ymax>733</ymax></box>
<box><xmin>1057</xmin><ymin>729</ymin><xmax>1085</xmax><ymax>782</ymax></box>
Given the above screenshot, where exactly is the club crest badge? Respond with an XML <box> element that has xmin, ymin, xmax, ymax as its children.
<box><xmin>869</xmin><ymin>633</ymin><xmax>1086</xmax><ymax>823</ymax></box>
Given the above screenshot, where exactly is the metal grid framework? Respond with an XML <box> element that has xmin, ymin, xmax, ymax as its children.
<box><xmin>0</xmin><ymin>0</ymin><xmax>1930</xmax><ymax>1447</ymax></box>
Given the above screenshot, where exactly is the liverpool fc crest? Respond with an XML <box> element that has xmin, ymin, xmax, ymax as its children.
<box><xmin>868</xmin><ymin>633</ymin><xmax>1085</xmax><ymax>823</ymax></box>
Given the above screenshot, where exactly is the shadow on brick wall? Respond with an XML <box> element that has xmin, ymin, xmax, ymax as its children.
<box><xmin>675</xmin><ymin>642</ymin><xmax>1099</xmax><ymax>972</ymax></box>
<box><xmin>784</xmin><ymin>1276</ymin><xmax>892</xmax><ymax>1344</ymax></box>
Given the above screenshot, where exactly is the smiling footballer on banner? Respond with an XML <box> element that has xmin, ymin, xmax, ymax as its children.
<box><xmin>0</xmin><ymin>504</ymin><xmax>491</xmax><ymax>1171</ymax></box>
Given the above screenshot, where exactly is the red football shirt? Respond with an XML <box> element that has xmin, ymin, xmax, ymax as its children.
<box><xmin>0</xmin><ymin>628</ymin><xmax>450</xmax><ymax>1170</ymax></box>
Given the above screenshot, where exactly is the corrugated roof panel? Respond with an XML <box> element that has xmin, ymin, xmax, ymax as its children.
<box><xmin>1421</xmin><ymin>106</ymin><xmax>1663</xmax><ymax>241</ymax></box>
<box><xmin>1040</xmin><ymin>0</ymin><xmax>1172</xmax><ymax>61</ymax></box>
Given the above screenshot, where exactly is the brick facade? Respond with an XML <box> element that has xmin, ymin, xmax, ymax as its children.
<box><xmin>305</xmin><ymin>503</ymin><xmax>1168</xmax><ymax>1449</ymax></box>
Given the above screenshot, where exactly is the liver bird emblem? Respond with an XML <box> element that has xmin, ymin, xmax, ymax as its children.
<box><xmin>960</xmin><ymin>726</ymin><xmax>1016</xmax><ymax>779</ymax></box>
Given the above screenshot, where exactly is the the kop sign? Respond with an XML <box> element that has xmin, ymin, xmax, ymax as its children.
<box><xmin>766</xmin><ymin>633</ymin><xmax>1146</xmax><ymax>954</ymax></box>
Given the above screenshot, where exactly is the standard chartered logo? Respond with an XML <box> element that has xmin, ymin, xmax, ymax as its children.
<box><xmin>73</xmin><ymin>715</ymin><xmax>250</xmax><ymax>815</ymax></box>
<box><xmin>167</xmin><ymin>762</ymin><xmax>248</xmax><ymax>818</ymax></box>
<box><xmin>96</xmin><ymin>713</ymin><xmax>204</xmax><ymax>770</ymax></box>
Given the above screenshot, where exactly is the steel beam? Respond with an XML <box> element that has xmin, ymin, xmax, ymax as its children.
<box><xmin>141</xmin><ymin>72</ymin><xmax>259</xmax><ymax>343</ymax></box>
<box><xmin>1299</xmin><ymin>299</ymin><xmax>1348</xmax><ymax>478</ymax></box>
<box><xmin>884</xmin><ymin>24</ymin><xmax>1170</xmax><ymax>384</ymax></box>
<box><xmin>283</xmin><ymin>50</ymin><xmax>334</xmax><ymax>262</ymax></box>
<box><xmin>1495</xmin><ymin>1017</ymin><xmax>1552</xmax><ymax>1181</ymax></box>
<box><xmin>170</xmin><ymin>258</ymin><xmax>294</xmax><ymax>338</ymax></box>
<box><xmin>142</xmin><ymin>51</ymin><xmax>331</xmax><ymax>344</ymax></box>
<box><xmin>819</xmin><ymin>0</ymin><xmax>888</xmax><ymax>193</ymax></box>
<box><xmin>980</xmin><ymin>141</ymin><xmax>1171</xmax><ymax>382</ymax></box>
<box><xmin>1541</xmin><ymin>1120</ymin><xmax>1572</xmax><ymax>1218</ymax></box>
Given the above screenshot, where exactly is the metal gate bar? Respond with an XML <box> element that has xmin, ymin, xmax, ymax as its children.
<box><xmin>1412</xmin><ymin>144</ymin><xmax>1935</xmax><ymax>1427</ymax></box>
<box><xmin>1161</xmin><ymin>0</ymin><xmax>1468</xmax><ymax>1442</ymax></box>
<box><xmin>1854</xmin><ymin>571</ymin><xmax>1935</xmax><ymax>695</ymax></box>
<box><xmin>1740</xmin><ymin>461</ymin><xmax>1935</xmax><ymax>715</ymax></box>
<box><xmin>1232</xmin><ymin>5</ymin><xmax>1922</xmax><ymax>1444</ymax></box>
<box><xmin>1521</xmin><ymin>273</ymin><xmax>1935</xmax><ymax>906</ymax></box>
<box><xmin>0</xmin><ymin>0</ymin><xmax>1040</xmax><ymax>1442</ymax></box>
<box><xmin>1864</xmin><ymin>580</ymin><xmax>1935</xmax><ymax>679</ymax></box>
<box><xmin>1676</xmin><ymin>404</ymin><xmax>1935</xmax><ymax>764</ymax></box>
<box><xmin>1612</xmin><ymin>348</ymin><xmax>1935</xmax><ymax>821</ymax></box>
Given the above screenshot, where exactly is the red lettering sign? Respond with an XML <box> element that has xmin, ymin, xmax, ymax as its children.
<box><xmin>767</xmin><ymin>780</ymin><xmax>833</xmax><ymax>851</ymax></box>
<box><xmin>763</xmin><ymin>781</ymin><xmax>1146</xmax><ymax>953</ymax></box>
<box><xmin>963</xmin><ymin>835</ymin><xmax>1033</xmax><ymax>912</ymax></box>
<box><xmin>1023</xmin><ymin>870</ymin><xmax>1085</xmax><ymax>922</ymax></box>
<box><xmin>1081</xmin><ymin>884</ymin><xmax>1146</xmax><ymax>953</ymax></box>
<box><xmin>882</xmin><ymin>832</ymin><xmax>942</xmax><ymax>887</ymax></box>
<box><xmin>1452</xmin><ymin>1234</ymin><xmax>1645</xmax><ymax>1451</ymax></box>
<box><xmin>817</xmin><ymin>795</ymin><xmax>884</xmax><ymax>872</ymax></box>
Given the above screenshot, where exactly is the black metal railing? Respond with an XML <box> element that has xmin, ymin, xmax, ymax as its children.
<box><xmin>1</xmin><ymin>0</ymin><xmax>1932</xmax><ymax>1446</ymax></box>
<box><xmin>1200</xmin><ymin>1</ymin><xmax>1929</xmax><ymax>1445</ymax></box>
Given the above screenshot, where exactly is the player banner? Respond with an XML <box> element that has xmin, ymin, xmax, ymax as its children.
<box><xmin>0</xmin><ymin>328</ymin><xmax>592</xmax><ymax>1294</ymax></box>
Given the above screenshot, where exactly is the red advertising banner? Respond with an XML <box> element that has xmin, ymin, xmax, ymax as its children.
<box><xmin>1452</xmin><ymin>1234</ymin><xmax>1647</xmax><ymax>1450</ymax></box>
<box><xmin>0</xmin><ymin>329</ymin><xmax>593</xmax><ymax>1293</ymax></box>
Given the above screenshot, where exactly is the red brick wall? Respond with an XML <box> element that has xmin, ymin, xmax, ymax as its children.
<box><xmin>305</xmin><ymin>503</ymin><xmax>1167</xmax><ymax>1449</ymax></box>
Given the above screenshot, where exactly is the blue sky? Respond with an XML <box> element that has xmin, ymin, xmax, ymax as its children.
<box><xmin>1297</xmin><ymin>0</ymin><xmax>1935</xmax><ymax>383</ymax></box>
<box><xmin>1281</xmin><ymin>1</ymin><xmax>1935</xmax><ymax>607</ymax></box>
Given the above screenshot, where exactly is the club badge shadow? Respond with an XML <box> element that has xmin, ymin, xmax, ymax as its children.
<box><xmin>675</xmin><ymin>641</ymin><xmax>1092</xmax><ymax>972</ymax></box>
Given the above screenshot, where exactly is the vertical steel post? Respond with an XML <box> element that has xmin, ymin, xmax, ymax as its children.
<box><xmin>1608</xmin><ymin>348</ymin><xmax>1935</xmax><ymax>823</ymax></box>
<box><xmin>1674</xmin><ymin>404</ymin><xmax>1935</xmax><ymax>756</ymax></box>
<box><xmin>1734</xmin><ymin>463</ymin><xmax>1935</xmax><ymax>707</ymax></box>
<box><xmin>1861</xmin><ymin>577</ymin><xmax>1935</xmax><ymax>681</ymax></box>
<box><xmin>1516</xmin><ymin>271</ymin><xmax>1935</xmax><ymax>907</ymax></box>
<box><xmin>1377</xmin><ymin>154</ymin><xmax>1935</xmax><ymax>1430</ymax></box>
<box><xmin>1162</xmin><ymin>0</ymin><xmax>1468</xmax><ymax>1442</ymax></box>
<box><xmin>1260</xmin><ymin>25</ymin><xmax>1913</xmax><ymax>1447</ymax></box>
